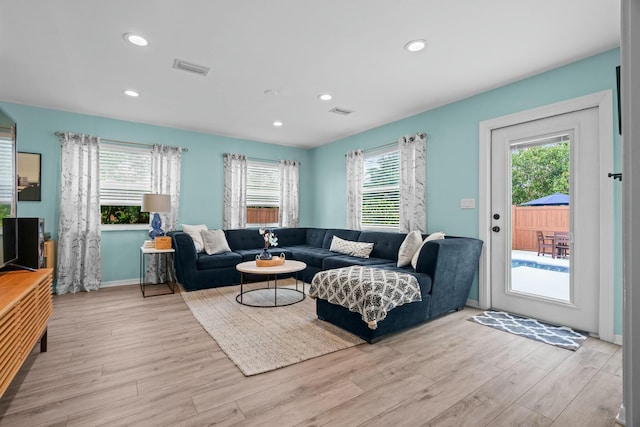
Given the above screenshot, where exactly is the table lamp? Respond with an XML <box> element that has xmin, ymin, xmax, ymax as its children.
<box><xmin>141</xmin><ymin>193</ymin><xmax>171</xmax><ymax>239</ymax></box>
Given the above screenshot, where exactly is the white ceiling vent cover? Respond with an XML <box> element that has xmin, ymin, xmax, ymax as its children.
<box><xmin>329</xmin><ymin>107</ymin><xmax>354</xmax><ymax>115</ymax></box>
<box><xmin>172</xmin><ymin>59</ymin><xmax>210</xmax><ymax>76</ymax></box>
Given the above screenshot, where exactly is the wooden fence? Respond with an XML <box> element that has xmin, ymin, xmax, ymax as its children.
<box><xmin>511</xmin><ymin>205</ymin><xmax>569</xmax><ymax>251</ymax></box>
<box><xmin>247</xmin><ymin>207</ymin><xmax>279</xmax><ymax>225</ymax></box>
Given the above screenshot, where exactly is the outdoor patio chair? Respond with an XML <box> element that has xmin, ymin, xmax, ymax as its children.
<box><xmin>554</xmin><ymin>231</ymin><xmax>570</xmax><ymax>258</ymax></box>
<box><xmin>536</xmin><ymin>231</ymin><xmax>554</xmax><ymax>257</ymax></box>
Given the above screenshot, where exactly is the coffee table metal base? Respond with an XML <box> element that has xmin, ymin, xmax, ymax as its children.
<box><xmin>236</xmin><ymin>273</ymin><xmax>305</xmax><ymax>307</ymax></box>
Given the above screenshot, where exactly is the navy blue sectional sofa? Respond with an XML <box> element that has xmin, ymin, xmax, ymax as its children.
<box><xmin>168</xmin><ymin>227</ymin><xmax>483</xmax><ymax>342</ymax></box>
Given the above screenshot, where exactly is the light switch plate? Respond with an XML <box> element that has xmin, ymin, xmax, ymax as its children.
<box><xmin>461</xmin><ymin>198</ymin><xmax>475</xmax><ymax>209</ymax></box>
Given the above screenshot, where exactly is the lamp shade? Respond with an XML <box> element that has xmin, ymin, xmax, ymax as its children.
<box><xmin>141</xmin><ymin>194</ymin><xmax>171</xmax><ymax>213</ymax></box>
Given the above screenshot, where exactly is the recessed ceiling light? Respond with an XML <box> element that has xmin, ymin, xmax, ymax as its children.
<box><xmin>123</xmin><ymin>33</ymin><xmax>149</xmax><ymax>47</ymax></box>
<box><xmin>404</xmin><ymin>39</ymin><xmax>426</xmax><ymax>52</ymax></box>
<box><xmin>318</xmin><ymin>93</ymin><xmax>333</xmax><ymax>101</ymax></box>
<box><xmin>124</xmin><ymin>89</ymin><xmax>140</xmax><ymax>97</ymax></box>
<box><xmin>273</xmin><ymin>121</ymin><xmax>283</xmax><ymax>127</ymax></box>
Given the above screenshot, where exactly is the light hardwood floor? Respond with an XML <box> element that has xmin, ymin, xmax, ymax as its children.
<box><xmin>0</xmin><ymin>284</ymin><xmax>622</xmax><ymax>426</ymax></box>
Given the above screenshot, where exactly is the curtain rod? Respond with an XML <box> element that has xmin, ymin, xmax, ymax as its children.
<box><xmin>54</xmin><ymin>132</ymin><xmax>188</xmax><ymax>152</ymax></box>
<box><xmin>224</xmin><ymin>154</ymin><xmax>301</xmax><ymax>165</ymax></box>
<box><xmin>345</xmin><ymin>132</ymin><xmax>427</xmax><ymax>156</ymax></box>
<box><xmin>247</xmin><ymin>156</ymin><xmax>278</xmax><ymax>164</ymax></box>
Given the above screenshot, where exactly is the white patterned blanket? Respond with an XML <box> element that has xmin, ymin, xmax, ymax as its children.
<box><xmin>309</xmin><ymin>266</ymin><xmax>422</xmax><ymax>330</ymax></box>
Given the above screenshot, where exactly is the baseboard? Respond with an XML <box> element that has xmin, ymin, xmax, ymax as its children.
<box><xmin>616</xmin><ymin>404</ymin><xmax>625</xmax><ymax>426</ymax></box>
<box><xmin>613</xmin><ymin>334</ymin><xmax>623</xmax><ymax>346</ymax></box>
<box><xmin>100</xmin><ymin>279</ymin><xmax>137</xmax><ymax>288</ymax></box>
<box><xmin>466</xmin><ymin>299</ymin><xmax>480</xmax><ymax>308</ymax></box>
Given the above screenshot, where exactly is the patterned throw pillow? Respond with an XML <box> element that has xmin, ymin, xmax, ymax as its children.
<box><xmin>411</xmin><ymin>231</ymin><xmax>446</xmax><ymax>269</ymax></box>
<box><xmin>397</xmin><ymin>230</ymin><xmax>423</xmax><ymax>267</ymax></box>
<box><xmin>201</xmin><ymin>229</ymin><xmax>231</xmax><ymax>255</ymax></box>
<box><xmin>329</xmin><ymin>236</ymin><xmax>374</xmax><ymax>258</ymax></box>
<box><xmin>182</xmin><ymin>224</ymin><xmax>208</xmax><ymax>252</ymax></box>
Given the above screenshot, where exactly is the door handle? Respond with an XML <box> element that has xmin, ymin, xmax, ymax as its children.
<box><xmin>492</xmin><ymin>226</ymin><xmax>500</xmax><ymax>232</ymax></box>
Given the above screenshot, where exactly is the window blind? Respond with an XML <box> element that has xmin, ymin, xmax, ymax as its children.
<box><xmin>362</xmin><ymin>148</ymin><xmax>400</xmax><ymax>229</ymax></box>
<box><xmin>0</xmin><ymin>137</ymin><xmax>13</xmax><ymax>206</ymax></box>
<box><xmin>99</xmin><ymin>144</ymin><xmax>151</xmax><ymax>206</ymax></box>
<box><xmin>246</xmin><ymin>161</ymin><xmax>280</xmax><ymax>207</ymax></box>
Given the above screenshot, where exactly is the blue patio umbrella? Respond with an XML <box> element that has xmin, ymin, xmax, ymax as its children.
<box><xmin>521</xmin><ymin>192</ymin><xmax>569</xmax><ymax>206</ymax></box>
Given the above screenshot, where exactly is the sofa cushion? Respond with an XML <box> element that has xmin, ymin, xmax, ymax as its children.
<box><xmin>225</xmin><ymin>229</ymin><xmax>265</xmax><ymax>250</ymax></box>
<box><xmin>305</xmin><ymin>228</ymin><xmax>327</xmax><ymax>247</ymax></box>
<box><xmin>322</xmin><ymin>229</ymin><xmax>361</xmax><ymax>249</ymax></box>
<box><xmin>201</xmin><ymin>229</ymin><xmax>232</xmax><ymax>255</ymax></box>
<box><xmin>375</xmin><ymin>263</ymin><xmax>433</xmax><ymax>294</ymax></box>
<box><xmin>274</xmin><ymin>228</ymin><xmax>307</xmax><ymax>246</ymax></box>
<box><xmin>196</xmin><ymin>251</ymin><xmax>243</xmax><ymax>270</ymax></box>
<box><xmin>322</xmin><ymin>255</ymin><xmax>393</xmax><ymax>270</ymax></box>
<box><xmin>234</xmin><ymin>248</ymin><xmax>294</xmax><ymax>262</ymax></box>
<box><xmin>182</xmin><ymin>224</ymin><xmax>208</xmax><ymax>252</ymax></box>
<box><xmin>357</xmin><ymin>231</ymin><xmax>406</xmax><ymax>261</ymax></box>
<box><xmin>411</xmin><ymin>231</ymin><xmax>446</xmax><ymax>269</ymax></box>
<box><xmin>397</xmin><ymin>230</ymin><xmax>423</xmax><ymax>267</ymax></box>
<box><xmin>288</xmin><ymin>245</ymin><xmax>335</xmax><ymax>268</ymax></box>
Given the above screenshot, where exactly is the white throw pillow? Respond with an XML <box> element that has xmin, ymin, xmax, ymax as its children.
<box><xmin>397</xmin><ymin>230</ymin><xmax>423</xmax><ymax>267</ymax></box>
<box><xmin>329</xmin><ymin>236</ymin><xmax>374</xmax><ymax>259</ymax></box>
<box><xmin>201</xmin><ymin>229</ymin><xmax>231</xmax><ymax>255</ymax></box>
<box><xmin>411</xmin><ymin>231</ymin><xmax>446</xmax><ymax>270</ymax></box>
<box><xmin>182</xmin><ymin>224</ymin><xmax>208</xmax><ymax>252</ymax></box>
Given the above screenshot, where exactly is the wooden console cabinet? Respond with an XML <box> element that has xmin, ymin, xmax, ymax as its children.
<box><xmin>0</xmin><ymin>269</ymin><xmax>53</xmax><ymax>397</ymax></box>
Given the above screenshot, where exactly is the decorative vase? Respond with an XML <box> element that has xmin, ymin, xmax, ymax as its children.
<box><xmin>149</xmin><ymin>212</ymin><xmax>165</xmax><ymax>239</ymax></box>
<box><xmin>258</xmin><ymin>248</ymin><xmax>272</xmax><ymax>260</ymax></box>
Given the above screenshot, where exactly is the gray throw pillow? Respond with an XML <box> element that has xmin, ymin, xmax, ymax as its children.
<box><xmin>329</xmin><ymin>236</ymin><xmax>374</xmax><ymax>258</ymax></box>
<box><xmin>201</xmin><ymin>229</ymin><xmax>232</xmax><ymax>255</ymax></box>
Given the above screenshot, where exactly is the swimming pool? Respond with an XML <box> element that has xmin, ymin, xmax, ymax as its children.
<box><xmin>512</xmin><ymin>259</ymin><xmax>569</xmax><ymax>273</ymax></box>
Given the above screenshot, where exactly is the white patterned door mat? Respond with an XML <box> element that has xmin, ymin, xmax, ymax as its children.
<box><xmin>469</xmin><ymin>311</ymin><xmax>587</xmax><ymax>351</ymax></box>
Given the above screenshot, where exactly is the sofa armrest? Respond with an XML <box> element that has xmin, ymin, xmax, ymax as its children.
<box><xmin>415</xmin><ymin>237</ymin><xmax>483</xmax><ymax>318</ymax></box>
<box><xmin>168</xmin><ymin>231</ymin><xmax>198</xmax><ymax>287</ymax></box>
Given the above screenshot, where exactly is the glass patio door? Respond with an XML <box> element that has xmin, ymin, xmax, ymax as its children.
<box><xmin>490</xmin><ymin>108</ymin><xmax>600</xmax><ymax>333</ymax></box>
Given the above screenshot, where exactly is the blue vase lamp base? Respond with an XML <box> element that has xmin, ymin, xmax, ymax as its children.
<box><xmin>149</xmin><ymin>212</ymin><xmax>165</xmax><ymax>240</ymax></box>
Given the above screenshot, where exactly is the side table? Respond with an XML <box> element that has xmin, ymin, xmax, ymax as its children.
<box><xmin>139</xmin><ymin>246</ymin><xmax>177</xmax><ymax>297</ymax></box>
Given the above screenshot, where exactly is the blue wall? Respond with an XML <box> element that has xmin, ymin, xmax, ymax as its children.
<box><xmin>310</xmin><ymin>48</ymin><xmax>622</xmax><ymax>334</ymax></box>
<box><xmin>0</xmin><ymin>104</ymin><xmax>311</xmax><ymax>283</ymax></box>
<box><xmin>1</xmin><ymin>48</ymin><xmax>622</xmax><ymax>334</ymax></box>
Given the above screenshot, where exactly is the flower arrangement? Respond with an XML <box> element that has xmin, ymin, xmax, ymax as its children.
<box><xmin>258</xmin><ymin>228</ymin><xmax>278</xmax><ymax>259</ymax></box>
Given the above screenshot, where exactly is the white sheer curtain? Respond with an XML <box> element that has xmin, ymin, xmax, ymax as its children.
<box><xmin>223</xmin><ymin>153</ymin><xmax>247</xmax><ymax>229</ymax></box>
<box><xmin>346</xmin><ymin>149</ymin><xmax>364</xmax><ymax>230</ymax></box>
<box><xmin>146</xmin><ymin>144</ymin><xmax>182</xmax><ymax>283</ymax></box>
<box><xmin>399</xmin><ymin>133</ymin><xmax>427</xmax><ymax>233</ymax></box>
<box><xmin>150</xmin><ymin>144</ymin><xmax>182</xmax><ymax>232</ymax></box>
<box><xmin>278</xmin><ymin>160</ymin><xmax>299</xmax><ymax>227</ymax></box>
<box><xmin>56</xmin><ymin>132</ymin><xmax>102</xmax><ymax>294</ymax></box>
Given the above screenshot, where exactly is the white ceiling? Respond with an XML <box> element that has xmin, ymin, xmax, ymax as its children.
<box><xmin>0</xmin><ymin>1</ymin><xmax>620</xmax><ymax>149</ymax></box>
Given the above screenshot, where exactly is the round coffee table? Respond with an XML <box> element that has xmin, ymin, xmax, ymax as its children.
<box><xmin>235</xmin><ymin>260</ymin><xmax>307</xmax><ymax>307</ymax></box>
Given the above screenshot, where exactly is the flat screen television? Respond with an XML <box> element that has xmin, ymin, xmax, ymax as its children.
<box><xmin>0</xmin><ymin>106</ymin><xmax>18</xmax><ymax>271</ymax></box>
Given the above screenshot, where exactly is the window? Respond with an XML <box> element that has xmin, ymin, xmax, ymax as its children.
<box><xmin>246</xmin><ymin>161</ymin><xmax>280</xmax><ymax>227</ymax></box>
<box><xmin>362</xmin><ymin>148</ymin><xmax>400</xmax><ymax>230</ymax></box>
<box><xmin>0</xmin><ymin>135</ymin><xmax>13</xmax><ymax>222</ymax></box>
<box><xmin>99</xmin><ymin>144</ymin><xmax>151</xmax><ymax>225</ymax></box>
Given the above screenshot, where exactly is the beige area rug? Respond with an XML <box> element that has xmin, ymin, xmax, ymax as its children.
<box><xmin>181</xmin><ymin>280</ymin><xmax>365</xmax><ymax>376</ymax></box>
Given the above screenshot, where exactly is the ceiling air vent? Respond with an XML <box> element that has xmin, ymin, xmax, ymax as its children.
<box><xmin>329</xmin><ymin>107</ymin><xmax>354</xmax><ymax>116</ymax></box>
<box><xmin>172</xmin><ymin>59</ymin><xmax>210</xmax><ymax>76</ymax></box>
